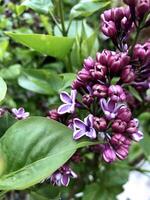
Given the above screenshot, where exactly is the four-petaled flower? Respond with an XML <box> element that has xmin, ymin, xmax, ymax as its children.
<box><xmin>58</xmin><ymin>90</ymin><xmax>77</xmax><ymax>115</ymax></box>
<box><xmin>100</xmin><ymin>98</ymin><xmax>124</xmax><ymax>120</ymax></box>
<box><xmin>50</xmin><ymin>165</ymin><xmax>77</xmax><ymax>187</ymax></box>
<box><xmin>12</xmin><ymin>107</ymin><xmax>30</xmax><ymax>120</ymax></box>
<box><xmin>73</xmin><ymin>114</ymin><xmax>96</xmax><ymax>140</ymax></box>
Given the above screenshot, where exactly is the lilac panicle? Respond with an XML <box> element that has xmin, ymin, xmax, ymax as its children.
<box><xmin>12</xmin><ymin>107</ymin><xmax>29</xmax><ymax>120</ymax></box>
<box><xmin>58</xmin><ymin>90</ymin><xmax>77</xmax><ymax>115</ymax></box>
<box><xmin>73</xmin><ymin>114</ymin><xmax>96</xmax><ymax>140</ymax></box>
<box><xmin>108</xmin><ymin>85</ymin><xmax>126</xmax><ymax>102</ymax></box>
<box><xmin>50</xmin><ymin>165</ymin><xmax>77</xmax><ymax>187</ymax></box>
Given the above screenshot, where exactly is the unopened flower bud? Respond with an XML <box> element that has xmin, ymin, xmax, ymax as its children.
<box><xmin>84</xmin><ymin>57</ymin><xmax>95</xmax><ymax>70</ymax></box>
<box><xmin>126</xmin><ymin>119</ymin><xmax>139</xmax><ymax>134</ymax></box>
<box><xmin>101</xmin><ymin>21</ymin><xmax>117</xmax><ymax>38</ymax></box>
<box><xmin>92</xmin><ymin>84</ymin><xmax>108</xmax><ymax>98</ymax></box>
<box><xmin>48</xmin><ymin>109</ymin><xmax>60</xmax><ymax>121</ymax></box>
<box><xmin>90</xmin><ymin>63</ymin><xmax>107</xmax><ymax>80</ymax></box>
<box><xmin>77</xmin><ymin>69</ymin><xmax>91</xmax><ymax>82</ymax></box>
<box><xmin>121</xmin><ymin>65</ymin><xmax>135</xmax><ymax>83</ymax></box>
<box><xmin>108</xmin><ymin>85</ymin><xmax>126</xmax><ymax>102</ymax></box>
<box><xmin>136</xmin><ymin>0</ymin><xmax>150</xmax><ymax>19</ymax></box>
<box><xmin>102</xmin><ymin>144</ymin><xmax>116</xmax><ymax>163</ymax></box>
<box><xmin>117</xmin><ymin>107</ymin><xmax>132</xmax><ymax>122</ymax></box>
<box><xmin>82</xmin><ymin>94</ymin><xmax>94</xmax><ymax>106</ymax></box>
<box><xmin>112</xmin><ymin>119</ymin><xmax>127</xmax><ymax>133</ymax></box>
<box><xmin>96</xmin><ymin>50</ymin><xmax>112</xmax><ymax>66</ymax></box>
<box><xmin>93</xmin><ymin>117</ymin><xmax>107</xmax><ymax>131</ymax></box>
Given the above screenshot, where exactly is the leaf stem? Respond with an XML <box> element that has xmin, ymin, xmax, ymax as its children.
<box><xmin>49</xmin><ymin>10</ymin><xmax>62</xmax><ymax>32</ymax></box>
<box><xmin>58</xmin><ymin>0</ymin><xmax>67</xmax><ymax>36</ymax></box>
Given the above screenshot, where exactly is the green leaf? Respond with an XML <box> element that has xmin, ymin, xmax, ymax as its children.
<box><xmin>0</xmin><ymin>77</ymin><xmax>7</xmax><ymax>102</ymax></box>
<box><xmin>17</xmin><ymin>0</ymin><xmax>53</xmax><ymax>15</ymax></box>
<box><xmin>0</xmin><ymin>117</ymin><xmax>94</xmax><ymax>190</ymax></box>
<box><xmin>128</xmin><ymin>86</ymin><xmax>143</xmax><ymax>102</ymax></box>
<box><xmin>0</xmin><ymin>38</ymin><xmax>9</xmax><ymax>60</ymax></box>
<box><xmin>0</xmin><ymin>65</ymin><xmax>21</xmax><ymax>80</ymax></box>
<box><xmin>6</xmin><ymin>32</ymin><xmax>75</xmax><ymax>59</ymax></box>
<box><xmin>139</xmin><ymin>112</ymin><xmax>150</xmax><ymax>159</ymax></box>
<box><xmin>18</xmin><ymin>69</ymin><xmax>63</xmax><ymax>95</ymax></box>
<box><xmin>59</xmin><ymin>73</ymin><xmax>76</xmax><ymax>91</ymax></box>
<box><xmin>70</xmin><ymin>0</ymin><xmax>110</xmax><ymax>19</ymax></box>
<box><xmin>83</xmin><ymin>183</ymin><xmax>104</xmax><ymax>200</ymax></box>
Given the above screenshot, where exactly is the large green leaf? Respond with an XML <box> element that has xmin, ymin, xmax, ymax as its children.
<box><xmin>18</xmin><ymin>69</ymin><xmax>63</xmax><ymax>95</ymax></box>
<box><xmin>0</xmin><ymin>77</ymin><xmax>7</xmax><ymax>102</ymax></box>
<box><xmin>70</xmin><ymin>0</ymin><xmax>110</xmax><ymax>19</ymax></box>
<box><xmin>0</xmin><ymin>117</ymin><xmax>93</xmax><ymax>190</ymax></box>
<box><xmin>17</xmin><ymin>0</ymin><xmax>53</xmax><ymax>15</ymax></box>
<box><xmin>6</xmin><ymin>33</ymin><xmax>74</xmax><ymax>59</ymax></box>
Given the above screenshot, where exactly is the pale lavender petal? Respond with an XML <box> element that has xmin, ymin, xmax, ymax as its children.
<box><xmin>70</xmin><ymin>170</ymin><xmax>77</xmax><ymax>178</ymax></box>
<box><xmin>69</xmin><ymin>103</ymin><xmax>76</xmax><ymax>113</ymax></box>
<box><xmin>22</xmin><ymin>112</ymin><xmax>30</xmax><ymax>119</ymax></box>
<box><xmin>84</xmin><ymin>114</ymin><xmax>93</xmax><ymax>127</ymax></box>
<box><xmin>74</xmin><ymin>118</ymin><xmax>86</xmax><ymax>130</ymax></box>
<box><xmin>12</xmin><ymin>108</ymin><xmax>18</xmax><ymax>115</ymax></box>
<box><xmin>104</xmin><ymin>111</ymin><xmax>116</xmax><ymax>120</ymax></box>
<box><xmin>58</xmin><ymin>104</ymin><xmax>71</xmax><ymax>114</ymax></box>
<box><xmin>60</xmin><ymin>91</ymin><xmax>72</xmax><ymax>104</ymax></box>
<box><xmin>100</xmin><ymin>98</ymin><xmax>108</xmax><ymax>112</ymax></box>
<box><xmin>18</xmin><ymin>107</ymin><xmax>25</xmax><ymax>114</ymax></box>
<box><xmin>71</xmin><ymin>89</ymin><xmax>77</xmax><ymax>103</ymax></box>
<box><xmin>73</xmin><ymin>129</ymin><xmax>85</xmax><ymax>140</ymax></box>
<box><xmin>107</xmin><ymin>99</ymin><xmax>116</xmax><ymax>111</ymax></box>
<box><xmin>61</xmin><ymin>175</ymin><xmax>70</xmax><ymax>186</ymax></box>
<box><xmin>86</xmin><ymin>128</ymin><xmax>97</xmax><ymax>139</ymax></box>
<box><xmin>132</xmin><ymin>131</ymin><xmax>143</xmax><ymax>142</ymax></box>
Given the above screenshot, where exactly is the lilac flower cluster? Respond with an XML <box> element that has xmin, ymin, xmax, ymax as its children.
<box><xmin>48</xmin><ymin>0</ymin><xmax>150</xmax><ymax>186</ymax></box>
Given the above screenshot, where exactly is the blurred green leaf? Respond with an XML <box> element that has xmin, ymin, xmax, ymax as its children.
<box><xmin>0</xmin><ymin>117</ymin><xmax>94</xmax><ymax>190</ymax></box>
<box><xmin>0</xmin><ymin>39</ymin><xmax>9</xmax><ymax>60</ymax></box>
<box><xmin>0</xmin><ymin>77</ymin><xmax>7</xmax><ymax>102</ymax></box>
<box><xmin>17</xmin><ymin>0</ymin><xmax>53</xmax><ymax>15</ymax></box>
<box><xmin>128</xmin><ymin>86</ymin><xmax>143</xmax><ymax>102</ymax></box>
<box><xmin>18</xmin><ymin>69</ymin><xmax>63</xmax><ymax>95</ymax></box>
<box><xmin>6</xmin><ymin>32</ymin><xmax>75</xmax><ymax>59</ymax></box>
<box><xmin>70</xmin><ymin>0</ymin><xmax>110</xmax><ymax>19</ymax></box>
<box><xmin>0</xmin><ymin>65</ymin><xmax>21</xmax><ymax>80</ymax></box>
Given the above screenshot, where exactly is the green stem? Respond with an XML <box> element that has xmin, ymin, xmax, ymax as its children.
<box><xmin>49</xmin><ymin>10</ymin><xmax>62</xmax><ymax>32</ymax></box>
<box><xmin>129</xmin><ymin>26</ymin><xmax>141</xmax><ymax>55</ymax></box>
<box><xmin>58</xmin><ymin>0</ymin><xmax>66</xmax><ymax>36</ymax></box>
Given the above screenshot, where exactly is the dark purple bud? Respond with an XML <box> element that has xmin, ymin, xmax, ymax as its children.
<box><xmin>121</xmin><ymin>65</ymin><xmax>135</xmax><ymax>83</ymax></box>
<box><xmin>136</xmin><ymin>0</ymin><xmax>150</xmax><ymax>19</ymax></box>
<box><xmin>112</xmin><ymin>119</ymin><xmax>127</xmax><ymax>133</ymax></box>
<box><xmin>126</xmin><ymin>119</ymin><xmax>139</xmax><ymax>134</ymax></box>
<box><xmin>101</xmin><ymin>10</ymin><xmax>112</xmax><ymax>21</ymax></box>
<box><xmin>96</xmin><ymin>50</ymin><xmax>112</xmax><ymax>66</ymax></box>
<box><xmin>90</xmin><ymin>63</ymin><xmax>107</xmax><ymax>80</ymax></box>
<box><xmin>101</xmin><ymin>21</ymin><xmax>117</xmax><ymax>38</ymax></box>
<box><xmin>108</xmin><ymin>53</ymin><xmax>130</xmax><ymax>73</ymax></box>
<box><xmin>102</xmin><ymin>144</ymin><xmax>116</xmax><ymax>163</ymax></box>
<box><xmin>84</xmin><ymin>57</ymin><xmax>95</xmax><ymax>70</ymax></box>
<box><xmin>71</xmin><ymin>152</ymin><xmax>82</xmax><ymax>163</ymax></box>
<box><xmin>72</xmin><ymin>78</ymin><xmax>84</xmax><ymax>89</ymax></box>
<box><xmin>82</xmin><ymin>94</ymin><xmax>94</xmax><ymax>106</ymax></box>
<box><xmin>93</xmin><ymin>117</ymin><xmax>107</xmax><ymax>131</ymax></box>
<box><xmin>112</xmin><ymin>7</ymin><xmax>125</xmax><ymax>22</ymax></box>
<box><xmin>108</xmin><ymin>85</ymin><xmax>126</xmax><ymax>102</ymax></box>
<box><xmin>92</xmin><ymin>84</ymin><xmax>108</xmax><ymax>98</ymax></box>
<box><xmin>117</xmin><ymin>107</ymin><xmax>132</xmax><ymax>122</ymax></box>
<box><xmin>47</xmin><ymin>109</ymin><xmax>60</xmax><ymax>121</ymax></box>
<box><xmin>0</xmin><ymin>108</ymin><xmax>6</xmax><ymax>117</ymax></box>
<box><xmin>111</xmin><ymin>133</ymin><xmax>131</xmax><ymax>160</ymax></box>
<box><xmin>77</xmin><ymin>69</ymin><xmax>91</xmax><ymax>82</ymax></box>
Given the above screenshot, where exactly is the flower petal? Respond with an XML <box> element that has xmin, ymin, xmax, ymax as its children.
<box><xmin>74</xmin><ymin>118</ymin><xmax>86</xmax><ymax>130</ymax></box>
<box><xmin>86</xmin><ymin>128</ymin><xmax>97</xmax><ymax>139</ymax></box>
<box><xmin>60</xmin><ymin>91</ymin><xmax>72</xmax><ymax>104</ymax></box>
<box><xmin>73</xmin><ymin>129</ymin><xmax>85</xmax><ymax>140</ymax></box>
<box><xmin>132</xmin><ymin>131</ymin><xmax>143</xmax><ymax>142</ymax></box>
<box><xmin>71</xmin><ymin>89</ymin><xmax>77</xmax><ymax>103</ymax></box>
<box><xmin>58</xmin><ymin>104</ymin><xmax>71</xmax><ymax>114</ymax></box>
<box><xmin>84</xmin><ymin>114</ymin><xmax>93</xmax><ymax>127</ymax></box>
<box><xmin>61</xmin><ymin>175</ymin><xmax>70</xmax><ymax>186</ymax></box>
<box><xmin>100</xmin><ymin>98</ymin><xmax>108</xmax><ymax>112</ymax></box>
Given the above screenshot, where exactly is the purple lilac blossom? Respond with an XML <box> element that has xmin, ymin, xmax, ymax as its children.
<box><xmin>73</xmin><ymin>114</ymin><xmax>96</xmax><ymax>140</ymax></box>
<box><xmin>58</xmin><ymin>90</ymin><xmax>77</xmax><ymax>115</ymax></box>
<box><xmin>50</xmin><ymin>165</ymin><xmax>77</xmax><ymax>187</ymax></box>
<box><xmin>12</xmin><ymin>107</ymin><xmax>29</xmax><ymax>120</ymax></box>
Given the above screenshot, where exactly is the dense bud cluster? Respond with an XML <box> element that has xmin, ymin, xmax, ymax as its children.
<box><xmin>46</xmin><ymin>0</ymin><xmax>150</xmax><ymax>186</ymax></box>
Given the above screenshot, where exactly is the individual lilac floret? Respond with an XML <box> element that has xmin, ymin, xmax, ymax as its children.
<box><xmin>108</xmin><ymin>85</ymin><xmax>126</xmax><ymax>102</ymax></box>
<box><xmin>100</xmin><ymin>98</ymin><xmax>124</xmax><ymax>120</ymax></box>
<box><xmin>12</xmin><ymin>107</ymin><xmax>29</xmax><ymax>120</ymax></box>
<box><xmin>73</xmin><ymin>114</ymin><xmax>96</xmax><ymax>140</ymax></box>
<box><xmin>58</xmin><ymin>90</ymin><xmax>77</xmax><ymax>115</ymax></box>
<box><xmin>102</xmin><ymin>143</ymin><xmax>116</xmax><ymax>163</ymax></box>
<box><xmin>50</xmin><ymin>165</ymin><xmax>77</xmax><ymax>187</ymax></box>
